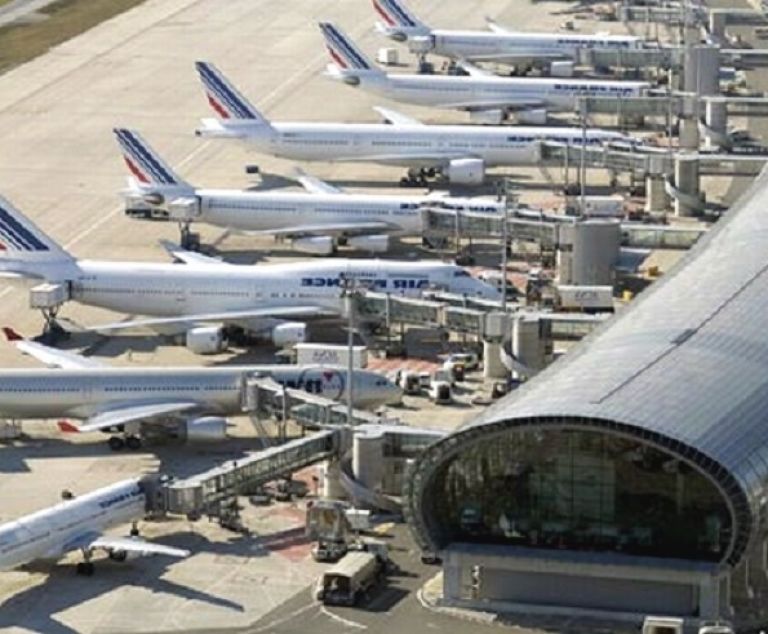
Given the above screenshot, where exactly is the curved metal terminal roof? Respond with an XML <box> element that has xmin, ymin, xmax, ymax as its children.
<box><xmin>406</xmin><ymin>168</ymin><xmax>768</xmax><ymax>566</ymax></box>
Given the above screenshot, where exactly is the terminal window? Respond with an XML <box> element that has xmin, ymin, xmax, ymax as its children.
<box><xmin>428</xmin><ymin>428</ymin><xmax>732</xmax><ymax>562</ymax></box>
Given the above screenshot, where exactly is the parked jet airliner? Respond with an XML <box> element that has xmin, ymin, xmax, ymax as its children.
<box><xmin>0</xmin><ymin>195</ymin><xmax>498</xmax><ymax>352</ymax></box>
<box><xmin>320</xmin><ymin>22</ymin><xmax>650</xmax><ymax>124</ymax></box>
<box><xmin>193</xmin><ymin>61</ymin><xmax>634</xmax><ymax>185</ymax></box>
<box><xmin>0</xmin><ymin>476</ymin><xmax>188</xmax><ymax>575</ymax></box>
<box><xmin>0</xmin><ymin>328</ymin><xmax>401</xmax><ymax>449</ymax></box>
<box><xmin>115</xmin><ymin>128</ymin><xmax>502</xmax><ymax>253</ymax></box>
<box><xmin>372</xmin><ymin>0</ymin><xmax>642</xmax><ymax>67</ymax></box>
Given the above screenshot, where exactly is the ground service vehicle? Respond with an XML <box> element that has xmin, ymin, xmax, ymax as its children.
<box><xmin>315</xmin><ymin>551</ymin><xmax>382</xmax><ymax>606</ymax></box>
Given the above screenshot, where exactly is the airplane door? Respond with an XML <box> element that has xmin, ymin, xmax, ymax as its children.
<box><xmin>81</xmin><ymin>379</ymin><xmax>94</xmax><ymax>402</ymax></box>
<box><xmin>174</xmin><ymin>280</ymin><xmax>187</xmax><ymax>306</ymax></box>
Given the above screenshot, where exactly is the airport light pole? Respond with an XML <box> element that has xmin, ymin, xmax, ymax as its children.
<box><xmin>342</xmin><ymin>275</ymin><xmax>357</xmax><ymax>425</ymax></box>
<box><xmin>499</xmin><ymin>178</ymin><xmax>516</xmax><ymax>313</ymax></box>
<box><xmin>579</xmin><ymin>98</ymin><xmax>588</xmax><ymax>215</ymax></box>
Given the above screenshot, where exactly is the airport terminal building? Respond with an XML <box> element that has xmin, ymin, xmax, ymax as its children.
<box><xmin>404</xmin><ymin>172</ymin><xmax>768</xmax><ymax>629</ymax></box>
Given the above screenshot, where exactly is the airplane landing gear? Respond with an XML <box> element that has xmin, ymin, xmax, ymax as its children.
<box><xmin>130</xmin><ymin>522</ymin><xmax>140</xmax><ymax>538</ymax></box>
<box><xmin>179</xmin><ymin>222</ymin><xmax>200</xmax><ymax>251</ymax></box>
<box><xmin>107</xmin><ymin>435</ymin><xmax>142</xmax><ymax>451</ymax></box>
<box><xmin>125</xmin><ymin>436</ymin><xmax>142</xmax><ymax>451</ymax></box>
<box><xmin>77</xmin><ymin>549</ymin><xmax>95</xmax><ymax>576</ymax></box>
<box><xmin>400</xmin><ymin>168</ymin><xmax>430</xmax><ymax>188</ymax></box>
<box><xmin>37</xmin><ymin>307</ymin><xmax>69</xmax><ymax>345</ymax></box>
<box><xmin>76</xmin><ymin>562</ymin><xmax>95</xmax><ymax>576</ymax></box>
<box><xmin>108</xmin><ymin>436</ymin><xmax>125</xmax><ymax>451</ymax></box>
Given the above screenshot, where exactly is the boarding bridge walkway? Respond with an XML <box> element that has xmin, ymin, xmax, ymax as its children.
<box><xmin>542</xmin><ymin>141</ymin><xmax>768</xmax><ymax>177</ymax></box>
<box><xmin>163</xmin><ymin>429</ymin><xmax>340</xmax><ymax>520</ymax></box>
<box><xmin>161</xmin><ymin>373</ymin><xmax>426</xmax><ymax>521</ymax></box>
<box><xmin>355</xmin><ymin>291</ymin><xmax>611</xmax><ymax>340</ymax></box>
<box><xmin>421</xmin><ymin>206</ymin><xmax>706</xmax><ymax>250</ymax></box>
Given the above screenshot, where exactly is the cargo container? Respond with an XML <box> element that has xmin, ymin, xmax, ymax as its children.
<box><xmin>556</xmin><ymin>285</ymin><xmax>614</xmax><ymax>313</ymax></box>
<box><xmin>294</xmin><ymin>343</ymin><xmax>368</xmax><ymax>368</ymax></box>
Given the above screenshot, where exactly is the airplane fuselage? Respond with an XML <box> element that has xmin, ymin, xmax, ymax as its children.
<box><xmin>0</xmin><ymin>479</ymin><xmax>146</xmax><ymax>571</ymax></box>
<box><xmin>192</xmin><ymin>189</ymin><xmax>500</xmax><ymax>235</ymax></box>
<box><xmin>56</xmin><ymin>258</ymin><xmax>495</xmax><ymax>318</ymax></box>
<box><xmin>233</xmin><ymin>121</ymin><xmax>630</xmax><ymax>167</ymax></box>
<box><xmin>351</xmin><ymin>73</ymin><xmax>649</xmax><ymax>113</ymax></box>
<box><xmin>0</xmin><ymin>364</ymin><xmax>400</xmax><ymax>418</ymax></box>
<box><xmin>421</xmin><ymin>30</ymin><xmax>642</xmax><ymax>62</ymax></box>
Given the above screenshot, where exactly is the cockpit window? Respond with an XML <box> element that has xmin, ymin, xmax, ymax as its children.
<box><xmin>453</xmin><ymin>270</ymin><xmax>470</xmax><ymax>278</ymax></box>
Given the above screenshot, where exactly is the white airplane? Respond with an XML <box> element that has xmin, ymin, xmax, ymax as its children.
<box><xmin>0</xmin><ymin>195</ymin><xmax>499</xmax><ymax>352</ymax></box>
<box><xmin>0</xmin><ymin>476</ymin><xmax>189</xmax><ymax>575</ymax></box>
<box><xmin>372</xmin><ymin>0</ymin><xmax>643</xmax><ymax>68</ymax></box>
<box><xmin>194</xmin><ymin>61</ymin><xmax>634</xmax><ymax>185</ymax></box>
<box><xmin>320</xmin><ymin>22</ymin><xmax>650</xmax><ymax>125</ymax></box>
<box><xmin>115</xmin><ymin>128</ymin><xmax>502</xmax><ymax>253</ymax></box>
<box><xmin>0</xmin><ymin>328</ymin><xmax>402</xmax><ymax>450</ymax></box>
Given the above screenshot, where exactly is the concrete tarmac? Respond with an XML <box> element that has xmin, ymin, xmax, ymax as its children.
<box><xmin>0</xmin><ymin>0</ymin><xmax>727</xmax><ymax>632</ymax></box>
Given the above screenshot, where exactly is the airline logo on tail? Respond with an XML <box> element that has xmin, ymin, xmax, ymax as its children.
<box><xmin>114</xmin><ymin>129</ymin><xmax>178</xmax><ymax>186</ymax></box>
<box><xmin>0</xmin><ymin>201</ymin><xmax>49</xmax><ymax>252</ymax></box>
<box><xmin>195</xmin><ymin>61</ymin><xmax>260</xmax><ymax>120</ymax></box>
<box><xmin>373</xmin><ymin>0</ymin><xmax>418</xmax><ymax>28</ymax></box>
<box><xmin>319</xmin><ymin>23</ymin><xmax>372</xmax><ymax>70</ymax></box>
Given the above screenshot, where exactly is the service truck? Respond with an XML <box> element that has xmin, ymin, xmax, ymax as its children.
<box><xmin>315</xmin><ymin>551</ymin><xmax>382</xmax><ymax>606</ymax></box>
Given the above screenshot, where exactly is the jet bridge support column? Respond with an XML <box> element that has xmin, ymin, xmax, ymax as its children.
<box><xmin>646</xmin><ymin>175</ymin><xmax>670</xmax><ymax>213</ymax></box>
<box><xmin>673</xmin><ymin>154</ymin><xmax>703</xmax><ymax>217</ymax></box>
<box><xmin>322</xmin><ymin>459</ymin><xmax>346</xmax><ymax>500</ymax></box>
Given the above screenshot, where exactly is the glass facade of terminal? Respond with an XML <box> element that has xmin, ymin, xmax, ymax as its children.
<box><xmin>427</xmin><ymin>428</ymin><xmax>733</xmax><ymax>562</ymax></box>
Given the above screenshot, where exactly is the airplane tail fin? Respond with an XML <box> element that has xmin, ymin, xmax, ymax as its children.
<box><xmin>0</xmin><ymin>195</ymin><xmax>74</xmax><ymax>267</ymax></box>
<box><xmin>195</xmin><ymin>61</ymin><xmax>272</xmax><ymax>125</ymax></box>
<box><xmin>373</xmin><ymin>0</ymin><xmax>428</xmax><ymax>35</ymax></box>
<box><xmin>319</xmin><ymin>22</ymin><xmax>382</xmax><ymax>75</ymax></box>
<box><xmin>113</xmin><ymin>128</ymin><xmax>191</xmax><ymax>190</ymax></box>
<box><xmin>2</xmin><ymin>327</ymin><xmax>22</xmax><ymax>341</ymax></box>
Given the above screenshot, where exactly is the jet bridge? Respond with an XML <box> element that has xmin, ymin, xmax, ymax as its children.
<box><xmin>163</xmin><ymin>429</ymin><xmax>341</xmax><ymax>522</ymax></box>
<box><xmin>356</xmin><ymin>291</ymin><xmax>609</xmax><ymax>340</ymax></box>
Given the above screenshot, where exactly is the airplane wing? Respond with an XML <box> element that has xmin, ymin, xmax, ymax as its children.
<box><xmin>2</xmin><ymin>328</ymin><xmax>107</xmax><ymax>369</ymax></box>
<box><xmin>456</xmin><ymin>59</ymin><xmax>497</xmax><ymax>78</ymax></box>
<box><xmin>374</xmin><ymin>107</ymin><xmax>424</xmax><ymax>126</ymax></box>
<box><xmin>160</xmin><ymin>241</ymin><xmax>226</xmax><ymax>265</ymax></box>
<box><xmin>89</xmin><ymin>305</ymin><xmax>336</xmax><ymax>335</ymax></box>
<box><xmin>240</xmin><ymin>221</ymin><xmax>396</xmax><ymax>238</ymax></box>
<box><xmin>65</xmin><ymin>532</ymin><xmax>189</xmax><ymax>559</ymax></box>
<box><xmin>77</xmin><ymin>401</ymin><xmax>202</xmax><ymax>433</ymax></box>
<box><xmin>441</xmin><ymin>98</ymin><xmax>546</xmax><ymax>111</ymax></box>
<box><xmin>485</xmin><ymin>17</ymin><xmax>511</xmax><ymax>34</ymax></box>
<box><xmin>466</xmin><ymin>52</ymin><xmax>569</xmax><ymax>64</ymax></box>
<box><xmin>337</xmin><ymin>152</ymin><xmax>472</xmax><ymax>168</ymax></box>
<box><xmin>292</xmin><ymin>168</ymin><xmax>344</xmax><ymax>195</ymax></box>
<box><xmin>90</xmin><ymin>536</ymin><xmax>190</xmax><ymax>559</ymax></box>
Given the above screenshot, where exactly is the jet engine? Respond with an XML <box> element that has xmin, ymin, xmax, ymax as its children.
<box><xmin>183</xmin><ymin>416</ymin><xmax>228</xmax><ymax>441</ymax></box>
<box><xmin>445</xmin><ymin>158</ymin><xmax>485</xmax><ymax>185</ymax></box>
<box><xmin>108</xmin><ymin>549</ymin><xmax>142</xmax><ymax>562</ymax></box>
<box><xmin>347</xmin><ymin>234</ymin><xmax>390</xmax><ymax>253</ymax></box>
<box><xmin>185</xmin><ymin>326</ymin><xmax>227</xmax><ymax>355</ymax></box>
<box><xmin>271</xmin><ymin>321</ymin><xmax>307</xmax><ymax>347</ymax></box>
<box><xmin>408</xmin><ymin>35</ymin><xmax>435</xmax><ymax>53</ymax></box>
<box><xmin>292</xmin><ymin>235</ymin><xmax>335</xmax><ymax>255</ymax></box>
<box><xmin>517</xmin><ymin>108</ymin><xmax>548</xmax><ymax>125</ymax></box>
<box><xmin>469</xmin><ymin>109</ymin><xmax>505</xmax><ymax>125</ymax></box>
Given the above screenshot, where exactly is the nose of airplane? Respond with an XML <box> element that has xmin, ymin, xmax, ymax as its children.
<box><xmin>472</xmin><ymin>279</ymin><xmax>502</xmax><ymax>301</ymax></box>
<box><xmin>383</xmin><ymin>381</ymin><xmax>404</xmax><ymax>406</ymax></box>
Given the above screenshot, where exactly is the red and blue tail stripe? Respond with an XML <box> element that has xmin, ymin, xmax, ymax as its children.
<box><xmin>0</xmin><ymin>202</ymin><xmax>49</xmax><ymax>252</ymax></box>
<box><xmin>114</xmin><ymin>129</ymin><xmax>177</xmax><ymax>186</ymax></box>
<box><xmin>319</xmin><ymin>23</ymin><xmax>372</xmax><ymax>70</ymax></box>
<box><xmin>195</xmin><ymin>61</ymin><xmax>260</xmax><ymax>120</ymax></box>
<box><xmin>375</xmin><ymin>0</ymin><xmax>417</xmax><ymax>28</ymax></box>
